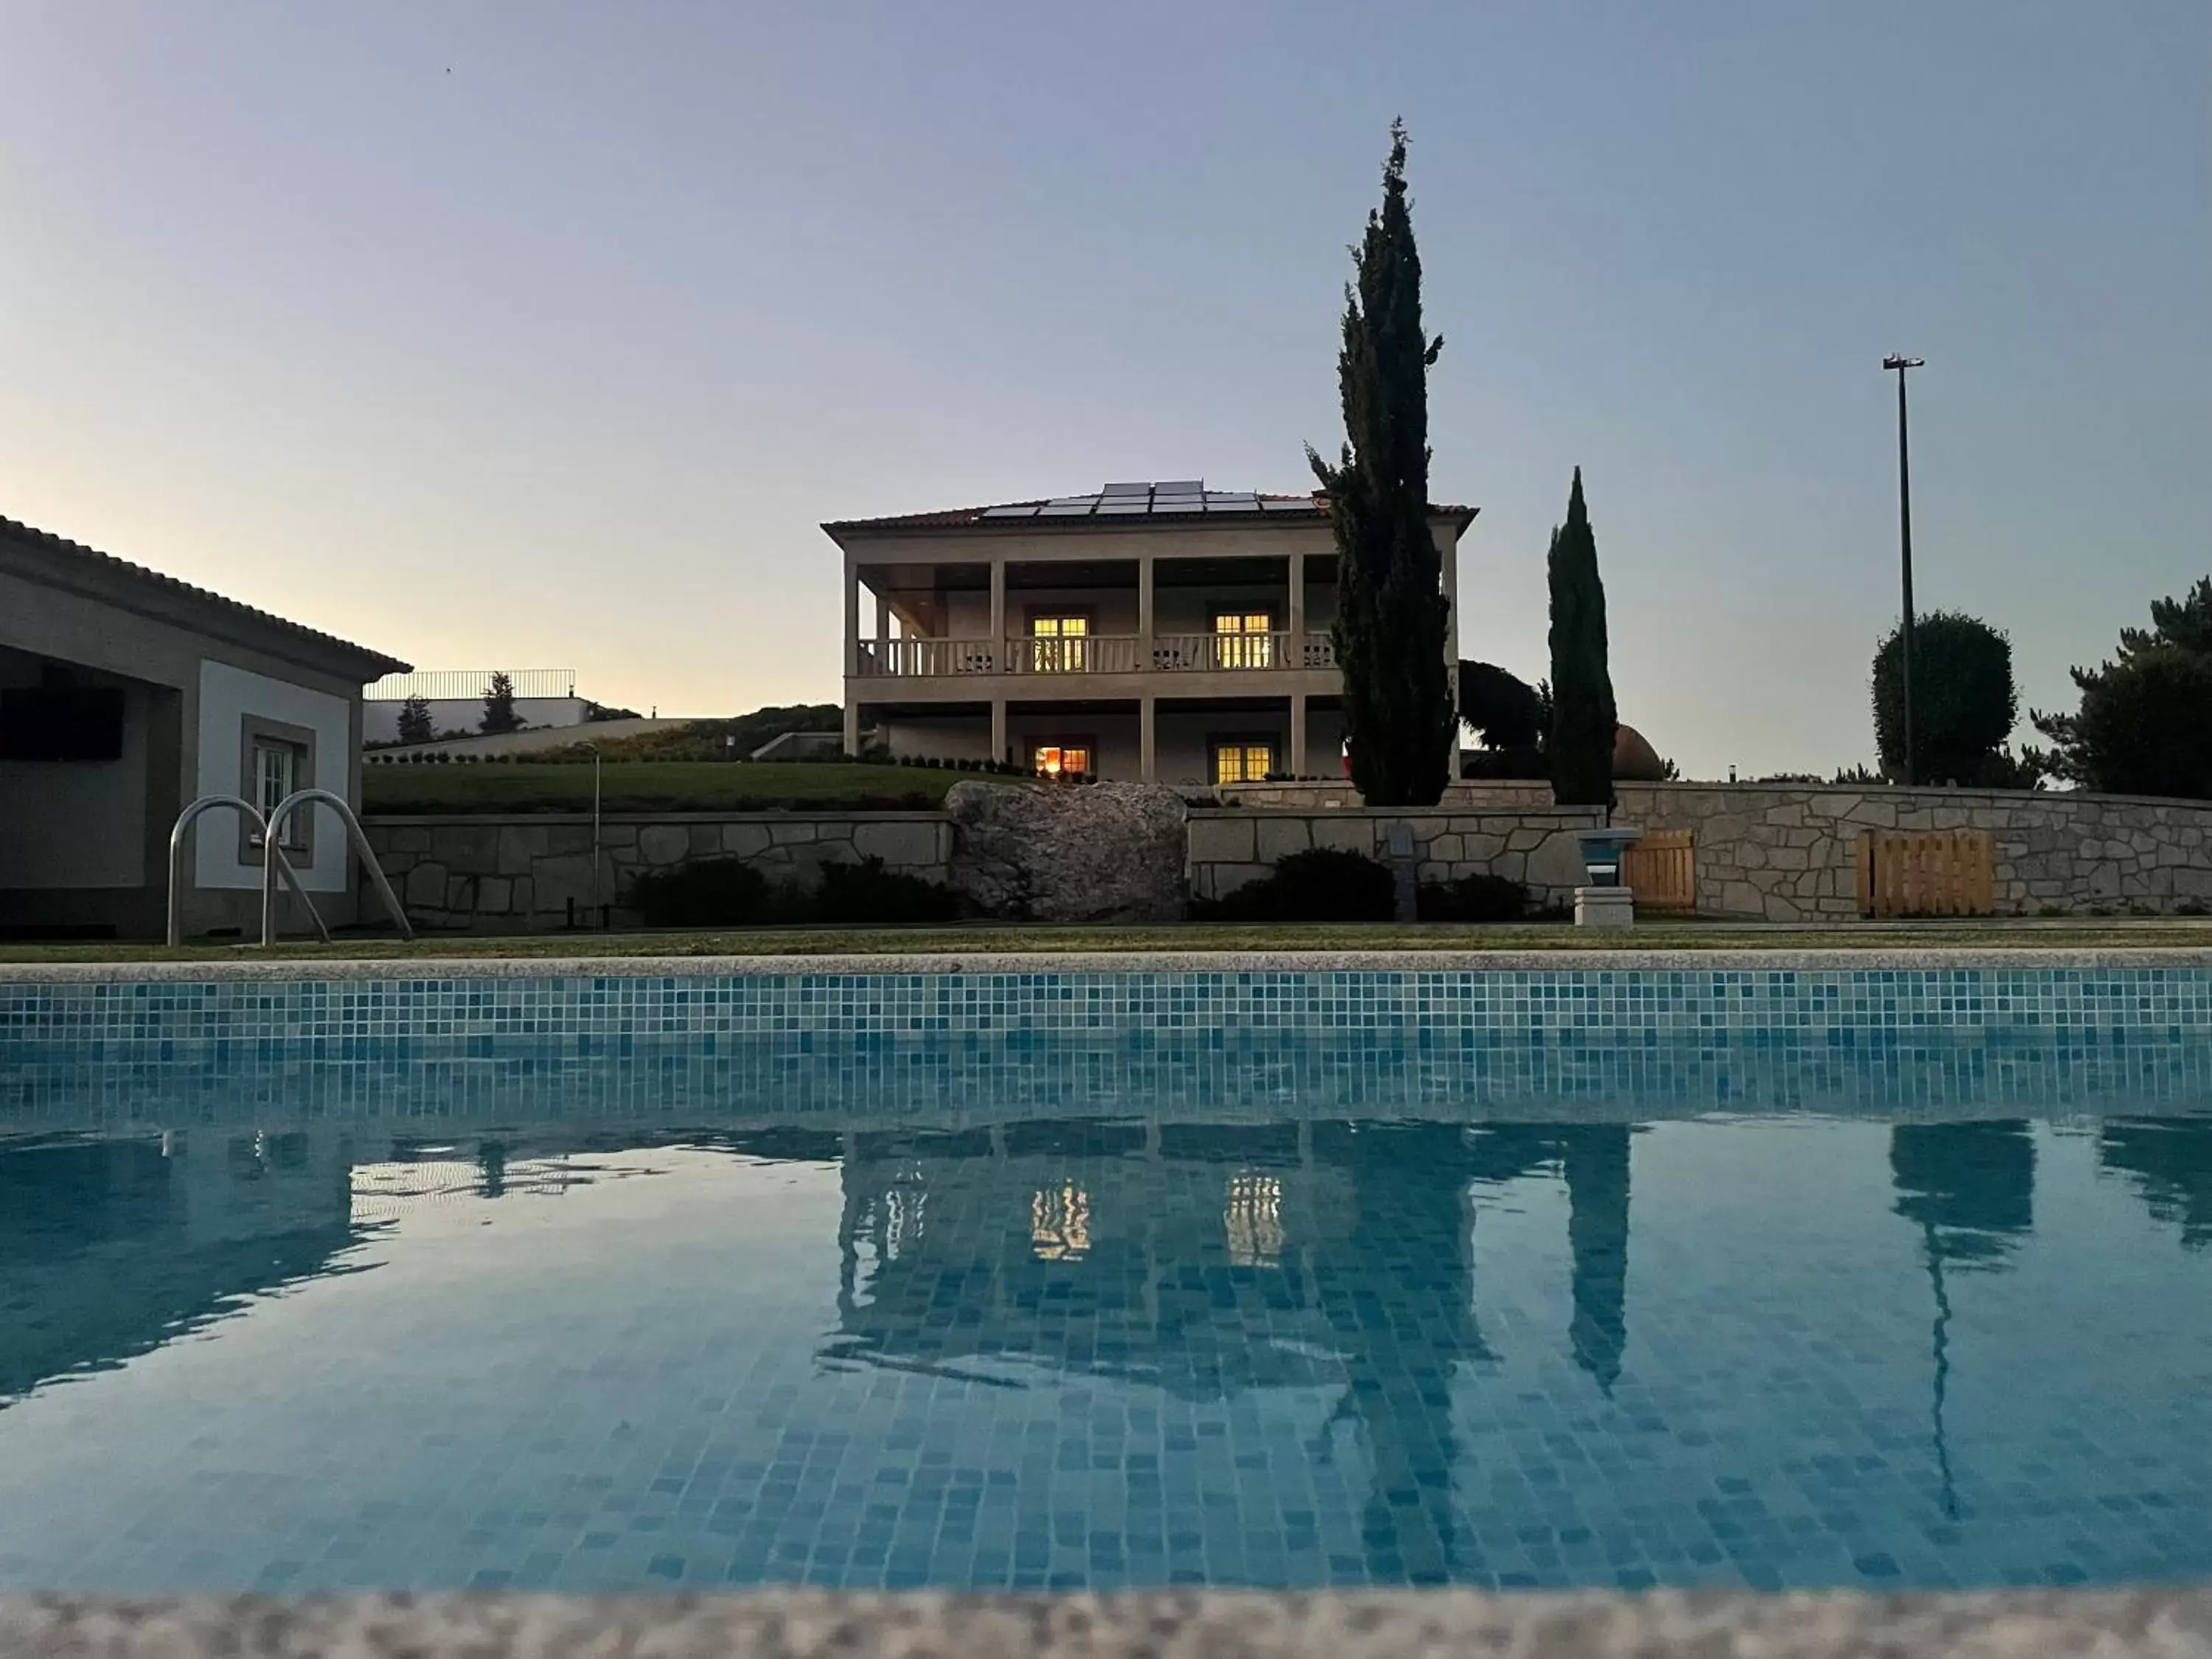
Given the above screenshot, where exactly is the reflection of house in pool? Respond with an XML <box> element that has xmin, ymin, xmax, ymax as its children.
<box><xmin>828</xmin><ymin>1119</ymin><xmax>1634</xmax><ymax>1585</ymax></box>
<box><xmin>0</xmin><ymin>1131</ymin><xmax>360</xmax><ymax>1408</ymax></box>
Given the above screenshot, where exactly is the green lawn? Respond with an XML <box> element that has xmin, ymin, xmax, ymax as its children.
<box><xmin>10</xmin><ymin>917</ymin><xmax>2212</xmax><ymax>965</ymax></box>
<box><xmin>362</xmin><ymin>760</ymin><xmax>992</xmax><ymax>815</ymax></box>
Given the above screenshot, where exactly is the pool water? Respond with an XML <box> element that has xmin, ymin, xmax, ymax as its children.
<box><xmin>3</xmin><ymin>1071</ymin><xmax>2210</xmax><ymax>1593</ymax></box>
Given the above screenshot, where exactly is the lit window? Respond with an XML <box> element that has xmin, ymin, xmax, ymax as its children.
<box><xmin>1029</xmin><ymin>615</ymin><xmax>1090</xmax><ymax>672</ymax></box>
<box><xmin>1212</xmin><ymin>742</ymin><xmax>1274</xmax><ymax>785</ymax></box>
<box><xmin>1032</xmin><ymin>743</ymin><xmax>1093</xmax><ymax>779</ymax></box>
<box><xmin>252</xmin><ymin>741</ymin><xmax>306</xmax><ymax>848</ymax></box>
<box><xmin>1213</xmin><ymin>611</ymin><xmax>1273</xmax><ymax>669</ymax></box>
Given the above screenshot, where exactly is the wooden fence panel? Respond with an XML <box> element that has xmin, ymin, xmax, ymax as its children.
<box><xmin>1857</xmin><ymin>828</ymin><xmax>1994</xmax><ymax>917</ymax></box>
<box><xmin>1624</xmin><ymin>831</ymin><xmax>1697</xmax><ymax>914</ymax></box>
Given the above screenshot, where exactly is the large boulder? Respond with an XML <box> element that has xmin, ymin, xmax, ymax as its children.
<box><xmin>946</xmin><ymin>780</ymin><xmax>1188</xmax><ymax>922</ymax></box>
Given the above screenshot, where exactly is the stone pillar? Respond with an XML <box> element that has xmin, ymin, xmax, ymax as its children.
<box><xmin>989</xmin><ymin>559</ymin><xmax>1006</xmax><ymax>672</ymax></box>
<box><xmin>1140</xmin><ymin>695</ymin><xmax>1158</xmax><ymax>783</ymax></box>
<box><xmin>1289</xmin><ymin>693</ymin><xmax>1307</xmax><ymax>779</ymax></box>
<box><xmin>990</xmin><ymin>698</ymin><xmax>1008</xmax><ymax>768</ymax></box>
<box><xmin>843</xmin><ymin>699</ymin><xmax>860</xmax><ymax>757</ymax></box>
<box><xmin>1287</xmin><ymin>552</ymin><xmax>1305</xmax><ymax>664</ymax></box>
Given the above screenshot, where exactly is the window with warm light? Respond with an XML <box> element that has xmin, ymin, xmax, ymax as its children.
<box><xmin>1029</xmin><ymin>614</ymin><xmax>1090</xmax><ymax>672</ymax></box>
<box><xmin>1212</xmin><ymin>611</ymin><xmax>1273</xmax><ymax>669</ymax></box>
<box><xmin>1032</xmin><ymin>743</ymin><xmax>1093</xmax><ymax>779</ymax></box>
<box><xmin>1212</xmin><ymin>741</ymin><xmax>1274</xmax><ymax>785</ymax></box>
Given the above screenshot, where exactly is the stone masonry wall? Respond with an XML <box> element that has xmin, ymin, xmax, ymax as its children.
<box><xmin>364</xmin><ymin>813</ymin><xmax>952</xmax><ymax>931</ymax></box>
<box><xmin>1615</xmin><ymin>783</ymin><xmax>2212</xmax><ymax>920</ymax></box>
<box><xmin>1187</xmin><ymin>807</ymin><xmax>1604</xmax><ymax>908</ymax></box>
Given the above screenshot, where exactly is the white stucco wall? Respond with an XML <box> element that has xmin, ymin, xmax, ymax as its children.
<box><xmin>195</xmin><ymin>661</ymin><xmax>352</xmax><ymax>891</ymax></box>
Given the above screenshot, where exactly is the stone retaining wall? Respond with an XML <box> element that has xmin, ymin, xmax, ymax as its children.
<box><xmin>1187</xmin><ymin>807</ymin><xmax>1604</xmax><ymax>907</ymax></box>
<box><xmin>1616</xmin><ymin>782</ymin><xmax>2212</xmax><ymax>921</ymax></box>
<box><xmin>364</xmin><ymin>813</ymin><xmax>952</xmax><ymax>931</ymax></box>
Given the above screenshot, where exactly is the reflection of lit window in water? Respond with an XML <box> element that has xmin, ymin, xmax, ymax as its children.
<box><xmin>1031</xmin><ymin>1183</ymin><xmax>1091</xmax><ymax>1260</ymax></box>
<box><xmin>878</xmin><ymin>1172</ymin><xmax>927</xmax><ymax>1262</ymax></box>
<box><xmin>1225</xmin><ymin>1172</ymin><xmax>1284</xmax><ymax>1267</ymax></box>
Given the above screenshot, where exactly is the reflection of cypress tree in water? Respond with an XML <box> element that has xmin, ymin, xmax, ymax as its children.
<box><xmin>2100</xmin><ymin>1119</ymin><xmax>2212</xmax><ymax>1249</ymax></box>
<box><xmin>1307</xmin><ymin>1123</ymin><xmax>1486</xmax><ymax>1586</ymax></box>
<box><xmin>1888</xmin><ymin>1122</ymin><xmax>2036</xmax><ymax>1520</ymax></box>
<box><xmin>1556</xmin><ymin>1126</ymin><xmax>1630</xmax><ymax>1395</ymax></box>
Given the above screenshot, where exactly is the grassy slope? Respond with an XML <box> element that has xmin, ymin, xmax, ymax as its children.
<box><xmin>362</xmin><ymin>761</ymin><xmax>990</xmax><ymax>815</ymax></box>
<box><xmin>10</xmin><ymin>918</ymin><xmax>2212</xmax><ymax>964</ymax></box>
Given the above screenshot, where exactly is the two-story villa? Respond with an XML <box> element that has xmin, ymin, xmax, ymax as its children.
<box><xmin>824</xmin><ymin>481</ymin><xmax>1475</xmax><ymax>786</ymax></box>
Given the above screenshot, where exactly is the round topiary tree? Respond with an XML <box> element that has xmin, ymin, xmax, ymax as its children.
<box><xmin>1871</xmin><ymin>611</ymin><xmax>2018</xmax><ymax>786</ymax></box>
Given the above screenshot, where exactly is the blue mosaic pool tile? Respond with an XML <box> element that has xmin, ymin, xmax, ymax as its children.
<box><xmin>8</xmin><ymin>966</ymin><xmax>2212</xmax><ymax>1060</ymax></box>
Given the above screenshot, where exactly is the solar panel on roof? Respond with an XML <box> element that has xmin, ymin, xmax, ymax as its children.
<box><xmin>981</xmin><ymin>505</ymin><xmax>1041</xmax><ymax>518</ymax></box>
<box><xmin>1260</xmin><ymin>498</ymin><xmax>1317</xmax><ymax>512</ymax></box>
<box><xmin>1040</xmin><ymin>502</ymin><xmax>1097</xmax><ymax>516</ymax></box>
<box><xmin>1205</xmin><ymin>494</ymin><xmax>1260</xmax><ymax>511</ymax></box>
<box><xmin>1101</xmin><ymin>481</ymin><xmax>1151</xmax><ymax>496</ymax></box>
<box><xmin>1154</xmin><ymin>480</ymin><xmax>1204</xmax><ymax>494</ymax></box>
<box><xmin>1097</xmin><ymin>499</ymin><xmax>1151</xmax><ymax>514</ymax></box>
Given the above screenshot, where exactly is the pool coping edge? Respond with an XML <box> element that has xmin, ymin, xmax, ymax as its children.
<box><xmin>2</xmin><ymin>1589</ymin><xmax>2208</xmax><ymax>1658</ymax></box>
<box><xmin>10</xmin><ymin>946</ymin><xmax>2212</xmax><ymax>984</ymax></box>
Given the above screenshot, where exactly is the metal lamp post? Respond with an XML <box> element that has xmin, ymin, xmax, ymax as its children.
<box><xmin>1884</xmin><ymin>353</ymin><xmax>1925</xmax><ymax>786</ymax></box>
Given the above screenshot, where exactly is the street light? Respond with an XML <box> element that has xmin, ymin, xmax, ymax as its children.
<box><xmin>1884</xmin><ymin>354</ymin><xmax>1925</xmax><ymax>786</ymax></box>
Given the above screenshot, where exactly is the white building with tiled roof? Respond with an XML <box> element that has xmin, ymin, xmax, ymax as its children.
<box><xmin>822</xmin><ymin>481</ymin><xmax>1475</xmax><ymax>787</ymax></box>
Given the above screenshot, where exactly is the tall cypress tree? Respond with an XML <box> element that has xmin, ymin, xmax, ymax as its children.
<box><xmin>1547</xmin><ymin>469</ymin><xmax>1616</xmax><ymax>807</ymax></box>
<box><xmin>1307</xmin><ymin>121</ymin><xmax>1454</xmax><ymax>807</ymax></box>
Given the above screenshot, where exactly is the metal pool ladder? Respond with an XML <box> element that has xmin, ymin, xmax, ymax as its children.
<box><xmin>165</xmin><ymin>791</ymin><xmax>414</xmax><ymax>948</ymax></box>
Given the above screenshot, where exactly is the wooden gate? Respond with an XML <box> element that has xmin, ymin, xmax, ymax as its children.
<box><xmin>1624</xmin><ymin>830</ymin><xmax>1697</xmax><ymax>914</ymax></box>
<box><xmin>1857</xmin><ymin>829</ymin><xmax>1994</xmax><ymax>917</ymax></box>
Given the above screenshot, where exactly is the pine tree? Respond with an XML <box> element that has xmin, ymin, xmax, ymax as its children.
<box><xmin>1547</xmin><ymin>469</ymin><xmax>1617</xmax><ymax>808</ymax></box>
<box><xmin>1307</xmin><ymin>120</ymin><xmax>1454</xmax><ymax>807</ymax></box>
<box><xmin>397</xmin><ymin>695</ymin><xmax>434</xmax><ymax>745</ymax></box>
<box><xmin>481</xmin><ymin>672</ymin><xmax>520</xmax><ymax>735</ymax></box>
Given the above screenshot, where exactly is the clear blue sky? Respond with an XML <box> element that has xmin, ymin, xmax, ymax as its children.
<box><xmin>3</xmin><ymin>0</ymin><xmax>2205</xmax><ymax>776</ymax></box>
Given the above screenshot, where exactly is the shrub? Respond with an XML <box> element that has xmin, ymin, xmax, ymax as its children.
<box><xmin>1417</xmin><ymin>872</ymin><xmax>1530</xmax><ymax>922</ymax></box>
<box><xmin>813</xmin><ymin>857</ymin><xmax>961</xmax><ymax>924</ymax></box>
<box><xmin>628</xmin><ymin>858</ymin><xmax>771</xmax><ymax>927</ymax></box>
<box><xmin>1197</xmin><ymin>847</ymin><xmax>1396</xmax><ymax>922</ymax></box>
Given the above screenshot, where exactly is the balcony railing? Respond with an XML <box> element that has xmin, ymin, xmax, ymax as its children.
<box><xmin>855</xmin><ymin>633</ymin><xmax>1338</xmax><ymax>678</ymax></box>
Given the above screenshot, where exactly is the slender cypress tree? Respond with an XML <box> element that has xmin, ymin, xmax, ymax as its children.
<box><xmin>1547</xmin><ymin>469</ymin><xmax>1616</xmax><ymax>807</ymax></box>
<box><xmin>1307</xmin><ymin>120</ymin><xmax>1454</xmax><ymax>807</ymax></box>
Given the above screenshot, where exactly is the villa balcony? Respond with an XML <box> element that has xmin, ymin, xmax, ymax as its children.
<box><xmin>855</xmin><ymin>632</ymin><xmax>1339</xmax><ymax>678</ymax></box>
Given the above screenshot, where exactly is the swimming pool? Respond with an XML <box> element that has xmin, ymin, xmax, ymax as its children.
<box><xmin>4</xmin><ymin>956</ymin><xmax>2210</xmax><ymax>1596</ymax></box>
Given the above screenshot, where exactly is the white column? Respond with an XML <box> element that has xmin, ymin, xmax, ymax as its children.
<box><xmin>1140</xmin><ymin>695</ymin><xmax>1158</xmax><ymax>783</ymax></box>
<box><xmin>989</xmin><ymin>559</ymin><xmax>1006</xmax><ymax>672</ymax></box>
<box><xmin>1287</xmin><ymin>552</ymin><xmax>1306</xmax><ymax>664</ymax></box>
<box><xmin>1138</xmin><ymin>554</ymin><xmax>1155</xmax><ymax>669</ymax></box>
<box><xmin>844</xmin><ymin>563</ymin><xmax>861</xmax><ymax>681</ymax></box>
<box><xmin>1289</xmin><ymin>693</ymin><xmax>1307</xmax><ymax>779</ymax></box>
<box><xmin>990</xmin><ymin>698</ymin><xmax>1008</xmax><ymax>768</ymax></box>
<box><xmin>1440</xmin><ymin>529</ymin><xmax>1461</xmax><ymax>775</ymax></box>
<box><xmin>843</xmin><ymin>564</ymin><xmax>863</xmax><ymax>757</ymax></box>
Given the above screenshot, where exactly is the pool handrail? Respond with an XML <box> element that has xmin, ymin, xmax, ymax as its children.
<box><xmin>260</xmin><ymin>787</ymin><xmax>414</xmax><ymax>947</ymax></box>
<box><xmin>166</xmin><ymin>795</ymin><xmax>330</xmax><ymax>948</ymax></box>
